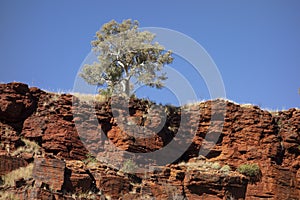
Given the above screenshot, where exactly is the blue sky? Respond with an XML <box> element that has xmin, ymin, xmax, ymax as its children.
<box><xmin>0</xmin><ymin>0</ymin><xmax>299</xmax><ymax>109</ymax></box>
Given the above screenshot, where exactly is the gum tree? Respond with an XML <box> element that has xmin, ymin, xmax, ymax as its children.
<box><xmin>80</xmin><ymin>19</ymin><xmax>173</xmax><ymax>96</ymax></box>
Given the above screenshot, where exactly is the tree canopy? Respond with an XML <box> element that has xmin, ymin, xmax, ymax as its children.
<box><xmin>80</xmin><ymin>19</ymin><xmax>173</xmax><ymax>96</ymax></box>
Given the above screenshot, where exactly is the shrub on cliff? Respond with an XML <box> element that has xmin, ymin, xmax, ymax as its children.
<box><xmin>120</xmin><ymin>159</ymin><xmax>138</xmax><ymax>173</ymax></box>
<box><xmin>220</xmin><ymin>165</ymin><xmax>231</xmax><ymax>174</ymax></box>
<box><xmin>237</xmin><ymin>163</ymin><xmax>260</xmax><ymax>177</ymax></box>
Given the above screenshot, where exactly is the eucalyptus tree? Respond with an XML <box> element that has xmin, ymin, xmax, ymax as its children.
<box><xmin>80</xmin><ymin>19</ymin><xmax>173</xmax><ymax>96</ymax></box>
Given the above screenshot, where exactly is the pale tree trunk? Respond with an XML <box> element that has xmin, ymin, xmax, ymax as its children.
<box><xmin>124</xmin><ymin>79</ymin><xmax>130</xmax><ymax>97</ymax></box>
<box><xmin>124</xmin><ymin>66</ymin><xmax>130</xmax><ymax>97</ymax></box>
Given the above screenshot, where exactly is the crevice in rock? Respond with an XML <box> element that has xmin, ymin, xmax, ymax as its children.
<box><xmin>61</xmin><ymin>167</ymin><xmax>72</xmax><ymax>193</ymax></box>
<box><xmin>85</xmin><ymin>169</ymin><xmax>99</xmax><ymax>193</ymax></box>
<box><xmin>271</xmin><ymin>116</ymin><xmax>285</xmax><ymax>165</ymax></box>
<box><xmin>253</xmin><ymin>195</ymin><xmax>274</xmax><ymax>198</ymax></box>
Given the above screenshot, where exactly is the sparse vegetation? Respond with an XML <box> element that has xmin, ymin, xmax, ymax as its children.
<box><xmin>181</xmin><ymin>102</ymin><xmax>200</xmax><ymax>110</ymax></box>
<box><xmin>264</xmin><ymin>107</ymin><xmax>291</xmax><ymax>117</ymax></box>
<box><xmin>43</xmin><ymin>93</ymin><xmax>60</xmax><ymax>106</ymax></box>
<box><xmin>0</xmin><ymin>191</ymin><xmax>20</xmax><ymax>200</ymax></box>
<box><xmin>220</xmin><ymin>165</ymin><xmax>231</xmax><ymax>174</ymax></box>
<box><xmin>120</xmin><ymin>159</ymin><xmax>138</xmax><ymax>174</ymax></box>
<box><xmin>48</xmin><ymin>93</ymin><xmax>60</xmax><ymax>102</ymax></box>
<box><xmin>179</xmin><ymin>160</ymin><xmax>231</xmax><ymax>174</ymax></box>
<box><xmin>237</xmin><ymin>163</ymin><xmax>260</xmax><ymax>177</ymax></box>
<box><xmin>210</xmin><ymin>162</ymin><xmax>221</xmax><ymax>170</ymax></box>
<box><xmin>71</xmin><ymin>191</ymin><xmax>99</xmax><ymax>199</ymax></box>
<box><xmin>160</xmin><ymin>182</ymin><xmax>186</xmax><ymax>200</ymax></box>
<box><xmin>83</xmin><ymin>153</ymin><xmax>97</xmax><ymax>164</ymax></box>
<box><xmin>72</xmin><ymin>93</ymin><xmax>109</xmax><ymax>103</ymax></box>
<box><xmin>0</xmin><ymin>126</ymin><xmax>13</xmax><ymax>137</ymax></box>
<box><xmin>11</xmin><ymin>138</ymin><xmax>41</xmax><ymax>156</ymax></box>
<box><xmin>42</xmin><ymin>93</ymin><xmax>61</xmax><ymax>112</ymax></box>
<box><xmin>1</xmin><ymin>163</ymin><xmax>34</xmax><ymax>187</ymax></box>
<box><xmin>240</xmin><ymin>103</ymin><xmax>255</xmax><ymax>108</ymax></box>
<box><xmin>269</xmin><ymin>109</ymin><xmax>280</xmax><ymax>116</ymax></box>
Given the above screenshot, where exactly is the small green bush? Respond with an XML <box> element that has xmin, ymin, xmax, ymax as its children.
<box><xmin>120</xmin><ymin>159</ymin><xmax>138</xmax><ymax>174</ymax></box>
<box><xmin>210</xmin><ymin>162</ymin><xmax>221</xmax><ymax>170</ymax></box>
<box><xmin>237</xmin><ymin>163</ymin><xmax>260</xmax><ymax>177</ymax></box>
<box><xmin>83</xmin><ymin>153</ymin><xmax>97</xmax><ymax>164</ymax></box>
<box><xmin>220</xmin><ymin>165</ymin><xmax>231</xmax><ymax>173</ymax></box>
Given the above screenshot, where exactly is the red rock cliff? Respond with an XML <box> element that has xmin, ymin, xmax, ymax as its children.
<box><xmin>0</xmin><ymin>82</ymin><xmax>299</xmax><ymax>199</ymax></box>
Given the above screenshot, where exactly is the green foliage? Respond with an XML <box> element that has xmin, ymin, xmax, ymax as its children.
<box><xmin>120</xmin><ymin>159</ymin><xmax>138</xmax><ymax>174</ymax></box>
<box><xmin>83</xmin><ymin>153</ymin><xmax>97</xmax><ymax>164</ymax></box>
<box><xmin>210</xmin><ymin>162</ymin><xmax>221</xmax><ymax>170</ymax></box>
<box><xmin>98</xmin><ymin>88</ymin><xmax>112</xmax><ymax>97</ymax></box>
<box><xmin>80</xmin><ymin>19</ymin><xmax>173</xmax><ymax>96</ymax></box>
<box><xmin>237</xmin><ymin>163</ymin><xmax>260</xmax><ymax>177</ymax></box>
<box><xmin>220</xmin><ymin>165</ymin><xmax>231</xmax><ymax>173</ymax></box>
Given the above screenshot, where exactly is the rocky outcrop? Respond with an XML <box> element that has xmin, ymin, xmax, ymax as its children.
<box><xmin>0</xmin><ymin>82</ymin><xmax>299</xmax><ymax>199</ymax></box>
<box><xmin>33</xmin><ymin>158</ymin><xmax>65</xmax><ymax>191</ymax></box>
<box><xmin>64</xmin><ymin>160</ymin><xmax>96</xmax><ymax>193</ymax></box>
<box><xmin>0</xmin><ymin>155</ymin><xmax>27</xmax><ymax>176</ymax></box>
<box><xmin>0</xmin><ymin>83</ymin><xmax>36</xmax><ymax>123</ymax></box>
<box><xmin>21</xmin><ymin>89</ymin><xmax>88</xmax><ymax>160</ymax></box>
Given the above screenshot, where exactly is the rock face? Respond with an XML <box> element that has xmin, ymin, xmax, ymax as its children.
<box><xmin>0</xmin><ymin>155</ymin><xmax>27</xmax><ymax>176</ymax></box>
<box><xmin>33</xmin><ymin>158</ymin><xmax>65</xmax><ymax>191</ymax></box>
<box><xmin>21</xmin><ymin>89</ymin><xmax>88</xmax><ymax>160</ymax></box>
<box><xmin>0</xmin><ymin>83</ymin><xmax>36</xmax><ymax>123</ymax></box>
<box><xmin>0</xmin><ymin>82</ymin><xmax>299</xmax><ymax>199</ymax></box>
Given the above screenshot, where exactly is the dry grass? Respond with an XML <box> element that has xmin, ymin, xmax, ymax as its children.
<box><xmin>179</xmin><ymin>160</ymin><xmax>231</xmax><ymax>173</ymax></box>
<box><xmin>72</xmin><ymin>93</ymin><xmax>108</xmax><ymax>103</ymax></box>
<box><xmin>72</xmin><ymin>192</ymin><xmax>98</xmax><ymax>199</ymax></box>
<box><xmin>49</xmin><ymin>93</ymin><xmax>60</xmax><ymax>102</ymax></box>
<box><xmin>0</xmin><ymin>191</ymin><xmax>20</xmax><ymax>200</ymax></box>
<box><xmin>11</xmin><ymin>139</ymin><xmax>41</xmax><ymax>156</ymax></box>
<box><xmin>42</xmin><ymin>93</ymin><xmax>61</xmax><ymax>111</ymax></box>
<box><xmin>138</xmin><ymin>194</ymin><xmax>155</xmax><ymax>199</ymax></box>
<box><xmin>240</xmin><ymin>103</ymin><xmax>255</xmax><ymax>108</ymax></box>
<box><xmin>1</xmin><ymin>163</ymin><xmax>34</xmax><ymax>187</ymax></box>
<box><xmin>43</xmin><ymin>93</ymin><xmax>60</xmax><ymax>104</ymax></box>
<box><xmin>263</xmin><ymin>107</ymin><xmax>292</xmax><ymax>116</ymax></box>
<box><xmin>0</xmin><ymin>125</ymin><xmax>14</xmax><ymax>138</ymax></box>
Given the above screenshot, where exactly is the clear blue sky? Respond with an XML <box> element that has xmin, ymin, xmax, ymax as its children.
<box><xmin>0</xmin><ymin>0</ymin><xmax>299</xmax><ymax>109</ymax></box>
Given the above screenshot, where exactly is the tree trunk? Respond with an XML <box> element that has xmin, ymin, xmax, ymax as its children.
<box><xmin>125</xmin><ymin>79</ymin><xmax>130</xmax><ymax>97</ymax></box>
<box><xmin>124</xmin><ymin>66</ymin><xmax>130</xmax><ymax>96</ymax></box>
